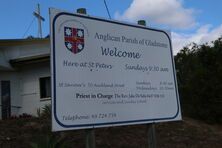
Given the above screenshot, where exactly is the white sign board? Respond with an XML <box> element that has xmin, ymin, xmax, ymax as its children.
<box><xmin>50</xmin><ymin>8</ymin><xmax>181</xmax><ymax>131</ymax></box>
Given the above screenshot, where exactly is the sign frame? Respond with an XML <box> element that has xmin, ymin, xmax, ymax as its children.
<box><xmin>50</xmin><ymin>9</ymin><xmax>181</xmax><ymax>131</ymax></box>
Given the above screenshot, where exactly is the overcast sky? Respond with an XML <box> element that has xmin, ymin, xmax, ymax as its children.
<box><xmin>0</xmin><ymin>0</ymin><xmax>222</xmax><ymax>54</ymax></box>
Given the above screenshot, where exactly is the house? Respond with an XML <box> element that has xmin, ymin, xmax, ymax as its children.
<box><xmin>0</xmin><ymin>38</ymin><xmax>51</xmax><ymax>119</ymax></box>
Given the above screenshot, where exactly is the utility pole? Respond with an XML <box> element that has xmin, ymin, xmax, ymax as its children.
<box><xmin>33</xmin><ymin>3</ymin><xmax>45</xmax><ymax>38</ymax></box>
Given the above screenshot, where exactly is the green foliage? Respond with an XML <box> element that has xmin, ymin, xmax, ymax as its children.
<box><xmin>175</xmin><ymin>37</ymin><xmax>222</xmax><ymax>123</ymax></box>
<box><xmin>37</xmin><ymin>104</ymin><xmax>51</xmax><ymax>119</ymax></box>
<box><xmin>32</xmin><ymin>105</ymin><xmax>69</xmax><ymax>148</ymax></box>
<box><xmin>30</xmin><ymin>134</ymin><xmax>66</xmax><ymax>148</ymax></box>
<box><xmin>35</xmin><ymin>104</ymin><xmax>51</xmax><ymax>133</ymax></box>
<box><xmin>41</xmin><ymin>104</ymin><xmax>51</xmax><ymax>119</ymax></box>
<box><xmin>37</xmin><ymin>108</ymin><xmax>41</xmax><ymax>118</ymax></box>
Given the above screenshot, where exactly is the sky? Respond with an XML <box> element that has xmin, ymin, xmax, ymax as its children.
<box><xmin>0</xmin><ymin>0</ymin><xmax>222</xmax><ymax>54</ymax></box>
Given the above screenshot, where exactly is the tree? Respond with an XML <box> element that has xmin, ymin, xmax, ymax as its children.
<box><xmin>175</xmin><ymin>37</ymin><xmax>222</xmax><ymax>123</ymax></box>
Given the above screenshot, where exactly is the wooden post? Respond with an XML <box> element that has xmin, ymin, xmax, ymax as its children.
<box><xmin>138</xmin><ymin>20</ymin><xmax>157</xmax><ymax>148</ymax></box>
<box><xmin>76</xmin><ymin>8</ymin><xmax>96</xmax><ymax>148</ymax></box>
<box><xmin>77</xmin><ymin>8</ymin><xmax>87</xmax><ymax>15</ymax></box>
<box><xmin>138</xmin><ymin>20</ymin><xmax>146</xmax><ymax>26</ymax></box>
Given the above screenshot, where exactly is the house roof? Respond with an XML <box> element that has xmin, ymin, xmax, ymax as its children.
<box><xmin>10</xmin><ymin>53</ymin><xmax>50</xmax><ymax>66</ymax></box>
<box><xmin>0</xmin><ymin>38</ymin><xmax>50</xmax><ymax>70</ymax></box>
<box><xmin>0</xmin><ymin>38</ymin><xmax>49</xmax><ymax>47</ymax></box>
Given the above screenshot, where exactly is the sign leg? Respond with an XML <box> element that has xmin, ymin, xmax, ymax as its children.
<box><xmin>85</xmin><ymin>129</ymin><xmax>96</xmax><ymax>148</ymax></box>
<box><xmin>147</xmin><ymin>123</ymin><xmax>157</xmax><ymax>148</ymax></box>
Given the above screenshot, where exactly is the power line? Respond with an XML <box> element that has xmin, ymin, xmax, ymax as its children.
<box><xmin>22</xmin><ymin>17</ymin><xmax>36</xmax><ymax>38</ymax></box>
<box><xmin>103</xmin><ymin>0</ymin><xmax>111</xmax><ymax>19</ymax></box>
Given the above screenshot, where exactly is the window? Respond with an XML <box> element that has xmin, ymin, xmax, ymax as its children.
<box><xmin>39</xmin><ymin>77</ymin><xmax>51</xmax><ymax>99</ymax></box>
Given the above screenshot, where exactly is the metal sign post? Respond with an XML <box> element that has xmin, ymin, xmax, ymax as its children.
<box><xmin>85</xmin><ymin>128</ymin><xmax>96</xmax><ymax>148</ymax></box>
<box><xmin>147</xmin><ymin>124</ymin><xmax>156</xmax><ymax>148</ymax></box>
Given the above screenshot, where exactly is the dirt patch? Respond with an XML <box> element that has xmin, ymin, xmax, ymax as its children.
<box><xmin>0</xmin><ymin>117</ymin><xmax>221</xmax><ymax>148</ymax></box>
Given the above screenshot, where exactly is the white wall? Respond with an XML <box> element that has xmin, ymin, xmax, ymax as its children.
<box><xmin>0</xmin><ymin>62</ymin><xmax>51</xmax><ymax>119</ymax></box>
<box><xmin>0</xmin><ymin>40</ymin><xmax>51</xmax><ymax>118</ymax></box>
<box><xmin>19</xmin><ymin>62</ymin><xmax>51</xmax><ymax>116</ymax></box>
